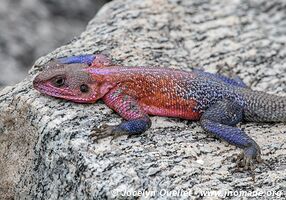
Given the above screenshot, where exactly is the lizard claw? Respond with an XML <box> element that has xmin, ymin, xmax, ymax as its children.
<box><xmin>235</xmin><ymin>145</ymin><xmax>262</xmax><ymax>181</ymax></box>
<box><xmin>236</xmin><ymin>146</ymin><xmax>262</xmax><ymax>170</ymax></box>
<box><xmin>89</xmin><ymin>124</ymin><xmax>115</xmax><ymax>143</ymax></box>
<box><xmin>89</xmin><ymin>124</ymin><xmax>128</xmax><ymax>143</ymax></box>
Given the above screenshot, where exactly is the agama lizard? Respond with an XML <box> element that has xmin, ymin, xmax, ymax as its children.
<box><xmin>33</xmin><ymin>54</ymin><xmax>286</xmax><ymax>170</ymax></box>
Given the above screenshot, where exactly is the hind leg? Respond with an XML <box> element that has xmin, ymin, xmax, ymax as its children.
<box><xmin>200</xmin><ymin>99</ymin><xmax>261</xmax><ymax>170</ymax></box>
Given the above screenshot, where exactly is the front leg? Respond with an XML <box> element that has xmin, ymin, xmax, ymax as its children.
<box><xmin>200</xmin><ymin>100</ymin><xmax>262</xmax><ymax>170</ymax></box>
<box><xmin>57</xmin><ymin>54</ymin><xmax>113</xmax><ymax>67</ymax></box>
<box><xmin>90</xmin><ymin>88</ymin><xmax>151</xmax><ymax>141</ymax></box>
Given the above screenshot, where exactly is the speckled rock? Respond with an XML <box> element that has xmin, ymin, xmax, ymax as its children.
<box><xmin>0</xmin><ymin>0</ymin><xmax>110</xmax><ymax>86</ymax></box>
<box><xmin>1</xmin><ymin>0</ymin><xmax>286</xmax><ymax>199</ymax></box>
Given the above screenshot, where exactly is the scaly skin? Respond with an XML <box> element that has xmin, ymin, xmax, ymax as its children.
<box><xmin>33</xmin><ymin>54</ymin><xmax>286</xmax><ymax>171</ymax></box>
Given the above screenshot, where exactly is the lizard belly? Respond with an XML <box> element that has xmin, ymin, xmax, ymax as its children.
<box><xmin>141</xmin><ymin>104</ymin><xmax>201</xmax><ymax>120</ymax></box>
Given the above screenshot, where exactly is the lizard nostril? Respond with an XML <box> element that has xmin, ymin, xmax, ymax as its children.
<box><xmin>33</xmin><ymin>75</ymin><xmax>42</xmax><ymax>88</ymax></box>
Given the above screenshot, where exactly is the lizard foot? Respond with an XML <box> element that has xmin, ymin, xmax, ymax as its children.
<box><xmin>235</xmin><ymin>146</ymin><xmax>262</xmax><ymax>181</ymax></box>
<box><xmin>89</xmin><ymin>124</ymin><xmax>128</xmax><ymax>143</ymax></box>
<box><xmin>236</xmin><ymin>146</ymin><xmax>262</xmax><ymax>171</ymax></box>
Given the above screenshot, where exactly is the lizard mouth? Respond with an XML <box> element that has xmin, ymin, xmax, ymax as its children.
<box><xmin>33</xmin><ymin>82</ymin><xmax>75</xmax><ymax>98</ymax></box>
<box><xmin>33</xmin><ymin>81</ymin><xmax>98</xmax><ymax>103</ymax></box>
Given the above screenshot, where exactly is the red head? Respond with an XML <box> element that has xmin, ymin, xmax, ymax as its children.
<box><xmin>33</xmin><ymin>62</ymin><xmax>114</xmax><ymax>103</ymax></box>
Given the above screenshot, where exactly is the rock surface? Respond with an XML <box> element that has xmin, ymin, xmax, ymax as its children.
<box><xmin>0</xmin><ymin>0</ymin><xmax>110</xmax><ymax>86</ymax></box>
<box><xmin>1</xmin><ymin>0</ymin><xmax>286</xmax><ymax>199</ymax></box>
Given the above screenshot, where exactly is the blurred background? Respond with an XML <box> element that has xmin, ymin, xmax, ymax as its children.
<box><xmin>0</xmin><ymin>0</ymin><xmax>111</xmax><ymax>88</ymax></box>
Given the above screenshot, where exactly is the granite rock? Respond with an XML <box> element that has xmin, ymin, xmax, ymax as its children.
<box><xmin>0</xmin><ymin>0</ymin><xmax>110</xmax><ymax>86</ymax></box>
<box><xmin>1</xmin><ymin>0</ymin><xmax>286</xmax><ymax>199</ymax></box>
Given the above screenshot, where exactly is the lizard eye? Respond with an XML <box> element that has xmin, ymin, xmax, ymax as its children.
<box><xmin>80</xmin><ymin>84</ymin><xmax>89</xmax><ymax>93</ymax></box>
<box><xmin>53</xmin><ymin>76</ymin><xmax>65</xmax><ymax>87</ymax></box>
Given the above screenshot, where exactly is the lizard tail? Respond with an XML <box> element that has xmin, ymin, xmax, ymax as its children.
<box><xmin>242</xmin><ymin>89</ymin><xmax>286</xmax><ymax>122</ymax></box>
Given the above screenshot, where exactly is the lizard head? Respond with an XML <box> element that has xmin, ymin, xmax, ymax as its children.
<box><xmin>33</xmin><ymin>62</ymin><xmax>112</xmax><ymax>103</ymax></box>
